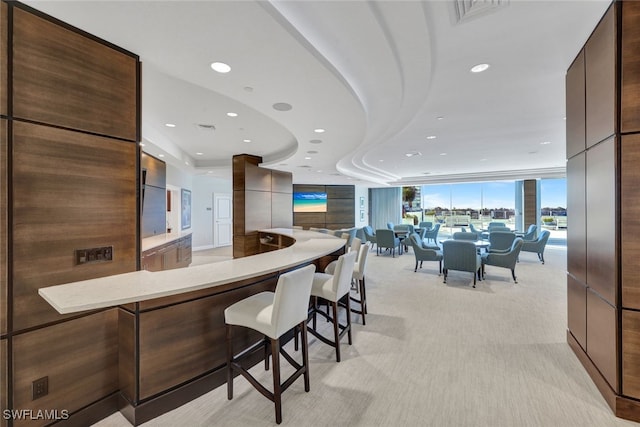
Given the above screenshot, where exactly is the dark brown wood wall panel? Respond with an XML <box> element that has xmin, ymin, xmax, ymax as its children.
<box><xmin>0</xmin><ymin>1</ymin><xmax>7</xmax><ymax>116</ymax></box>
<box><xmin>622</xmin><ymin>1</ymin><xmax>640</xmax><ymax>134</ymax></box>
<box><xmin>587</xmin><ymin>289</ymin><xmax>618</xmax><ymax>392</ymax></box>
<box><xmin>585</xmin><ymin>4</ymin><xmax>616</xmax><ymax>148</ymax></box>
<box><xmin>293</xmin><ymin>212</ymin><xmax>326</xmax><ymax>226</ymax></box>
<box><xmin>623</xmin><ymin>310</ymin><xmax>640</xmax><ymax>399</ymax></box>
<box><xmin>568</xmin><ymin>275</ymin><xmax>587</xmax><ymax>351</ymax></box>
<box><xmin>1</xmin><ymin>338</ymin><xmax>6</xmax><ymax>427</ymax></box>
<box><xmin>12</xmin><ymin>310</ymin><xmax>119</xmax><ymax>427</ymax></box>
<box><xmin>566</xmin><ymin>50</ymin><xmax>586</xmax><ymax>158</ymax></box>
<box><xmin>272</xmin><ymin>192</ymin><xmax>293</xmax><ymax>228</ymax></box>
<box><xmin>567</xmin><ymin>153</ymin><xmax>587</xmax><ymax>284</ymax></box>
<box><xmin>12</xmin><ymin>8</ymin><xmax>137</xmax><ymax>141</ymax></box>
<box><xmin>622</xmin><ymin>134</ymin><xmax>640</xmax><ymax>309</ymax></box>
<box><xmin>233</xmin><ymin>190</ymin><xmax>245</xmax><ymax>236</ymax></box>
<box><xmin>138</xmin><ymin>277</ymin><xmax>277</xmax><ymax>399</ymax></box>
<box><xmin>326</xmin><ymin>199</ymin><xmax>354</xmax><ymax>225</ymax></box>
<box><xmin>118</xmin><ymin>309</ymin><xmax>136</xmax><ymax>404</ymax></box>
<box><xmin>523</xmin><ymin>179</ymin><xmax>537</xmax><ymax>228</ymax></box>
<box><xmin>245</xmin><ymin>163</ymin><xmax>271</xmax><ymax>192</ymax></box>
<box><xmin>0</xmin><ymin>119</ymin><xmax>6</xmax><ymax>335</ymax></box>
<box><xmin>271</xmin><ymin>170</ymin><xmax>292</xmax><ymax>194</ymax></box>
<box><xmin>586</xmin><ymin>137</ymin><xmax>616</xmax><ymax>304</ymax></box>
<box><xmin>327</xmin><ymin>185</ymin><xmax>355</xmax><ymax>199</ymax></box>
<box><xmin>12</xmin><ymin>122</ymin><xmax>138</xmax><ymax>330</ymax></box>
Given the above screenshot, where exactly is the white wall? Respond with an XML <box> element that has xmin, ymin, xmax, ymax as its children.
<box><xmin>192</xmin><ymin>174</ymin><xmax>233</xmax><ymax>250</ymax></box>
<box><xmin>355</xmin><ymin>185</ymin><xmax>369</xmax><ymax>227</ymax></box>
<box><xmin>166</xmin><ymin>164</ymin><xmax>194</xmax><ymax>234</ymax></box>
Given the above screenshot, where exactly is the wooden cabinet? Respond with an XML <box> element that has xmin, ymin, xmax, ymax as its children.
<box><xmin>141</xmin><ymin>234</ymin><xmax>192</xmax><ymax>271</ymax></box>
<box><xmin>258</xmin><ymin>232</ymin><xmax>294</xmax><ymax>253</ymax></box>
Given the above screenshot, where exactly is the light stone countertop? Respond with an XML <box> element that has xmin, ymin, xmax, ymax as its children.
<box><xmin>39</xmin><ymin>228</ymin><xmax>344</xmax><ymax>315</ymax></box>
<box><xmin>142</xmin><ymin>230</ymin><xmax>193</xmax><ymax>252</ymax></box>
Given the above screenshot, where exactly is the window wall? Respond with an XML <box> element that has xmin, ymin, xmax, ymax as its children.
<box><xmin>540</xmin><ymin>178</ymin><xmax>567</xmax><ymax>232</ymax></box>
<box><xmin>421</xmin><ymin>181</ymin><xmax>516</xmax><ymax>237</ymax></box>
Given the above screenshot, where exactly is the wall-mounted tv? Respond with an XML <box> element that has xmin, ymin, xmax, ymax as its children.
<box><xmin>293</xmin><ymin>192</ymin><xmax>327</xmax><ymax>212</ymax></box>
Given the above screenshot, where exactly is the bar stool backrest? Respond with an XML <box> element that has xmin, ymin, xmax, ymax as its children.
<box><xmin>332</xmin><ymin>251</ymin><xmax>357</xmax><ymax>300</ymax></box>
<box><xmin>271</xmin><ymin>264</ymin><xmax>316</xmax><ymax>338</ymax></box>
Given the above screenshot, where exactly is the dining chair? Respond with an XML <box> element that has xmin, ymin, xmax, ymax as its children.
<box><xmin>521</xmin><ymin>230</ymin><xmax>550</xmax><ymax>264</ymax></box>
<box><xmin>488</xmin><ymin>231</ymin><xmax>516</xmax><ymax>253</ymax></box>
<box><xmin>375</xmin><ymin>229</ymin><xmax>401</xmax><ymax>257</ymax></box>
<box><xmin>423</xmin><ymin>223</ymin><xmax>441</xmax><ymax>245</ymax></box>
<box><xmin>453</xmin><ymin>231</ymin><xmax>478</xmax><ymax>241</ymax></box>
<box><xmin>409</xmin><ymin>233</ymin><xmax>443</xmax><ymax>274</ymax></box>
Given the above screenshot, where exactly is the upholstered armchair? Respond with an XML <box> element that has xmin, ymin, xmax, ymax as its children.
<box><xmin>453</xmin><ymin>231</ymin><xmax>478</xmax><ymax>241</ymax></box>
<box><xmin>468</xmin><ymin>223</ymin><xmax>483</xmax><ymax>240</ymax></box>
<box><xmin>481</xmin><ymin>237</ymin><xmax>524</xmax><ymax>283</ymax></box>
<box><xmin>386</xmin><ymin>222</ymin><xmax>395</xmax><ymax>230</ymax></box>
<box><xmin>488</xmin><ymin>231</ymin><xmax>516</xmax><ymax>253</ymax></box>
<box><xmin>423</xmin><ymin>223</ymin><xmax>441</xmax><ymax>245</ymax></box>
<box><xmin>442</xmin><ymin>240</ymin><xmax>482</xmax><ymax>287</ymax></box>
<box><xmin>409</xmin><ymin>233</ymin><xmax>442</xmax><ymax>274</ymax></box>
<box><xmin>516</xmin><ymin>224</ymin><xmax>537</xmax><ymax>242</ymax></box>
<box><xmin>418</xmin><ymin>221</ymin><xmax>433</xmax><ymax>230</ymax></box>
<box><xmin>362</xmin><ymin>225</ymin><xmax>376</xmax><ymax>249</ymax></box>
<box><xmin>376</xmin><ymin>229</ymin><xmax>401</xmax><ymax>257</ymax></box>
<box><xmin>521</xmin><ymin>230</ymin><xmax>550</xmax><ymax>264</ymax></box>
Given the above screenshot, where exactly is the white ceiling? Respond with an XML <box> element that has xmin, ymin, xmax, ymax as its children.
<box><xmin>25</xmin><ymin>0</ymin><xmax>611</xmax><ymax>187</ymax></box>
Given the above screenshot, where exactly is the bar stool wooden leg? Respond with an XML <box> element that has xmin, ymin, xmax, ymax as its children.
<box><xmin>226</xmin><ymin>325</ymin><xmax>233</xmax><ymax>400</ymax></box>
<box><xmin>346</xmin><ymin>294</ymin><xmax>353</xmax><ymax>345</ymax></box>
<box><xmin>332</xmin><ymin>301</ymin><xmax>341</xmax><ymax>362</ymax></box>
<box><xmin>301</xmin><ymin>321</ymin><xmax>310</xmax><ymax>392</ymax></box>
<box><xmin>361</xmin><ymin>277</ymin><xmax>368</xmax><ymax>315</ymax></box>
<box><xmin>271</xmin><ymin>338</ymin><xmax>282</xmax><ymax>424</ymax></box>
<box><xmin>265</xmin><ymin>338</ymin><xmax>270</xmax><ymax>370</ymax></box>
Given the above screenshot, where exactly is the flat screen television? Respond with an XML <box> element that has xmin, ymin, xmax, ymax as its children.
<box><xmin>293</xmin><ymin>192</ymin><xmax>327</xmax><ymax>212</ymax></box>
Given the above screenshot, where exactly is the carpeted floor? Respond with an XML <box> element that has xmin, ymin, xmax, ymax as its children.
<box><xmin>94</xmin><ymin>244</ymin><xmax>639</xmax><ymax>427</ymax></box>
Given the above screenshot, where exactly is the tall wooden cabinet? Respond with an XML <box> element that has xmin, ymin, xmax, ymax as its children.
<box><xmin>566</xmin><ymin>1</ymin><xmax>640</xmax><ymax>421</ymax></box>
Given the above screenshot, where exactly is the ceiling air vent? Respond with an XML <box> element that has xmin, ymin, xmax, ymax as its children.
<box><xmin>195</xmin><ymin>123</ymin><xmax>216</xmax><ymax>131</ymax></box>
<box><xmin>453</xmin><ymin>0</ymin><xmax>509</xmax><ymax>24</ymax></box>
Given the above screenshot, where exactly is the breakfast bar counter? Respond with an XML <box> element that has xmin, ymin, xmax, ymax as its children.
<box><xmin>37</xmin><ymin>228</ymin><xmax>344</xmax><ymax>426</ymax></box>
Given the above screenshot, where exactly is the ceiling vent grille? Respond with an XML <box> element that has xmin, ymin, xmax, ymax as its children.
<box><xmin>454</xmin><ymin>0</ymin><xmax>509</xmax><ymax>24</ymax></box>
<box><xmin>195</xmin><ymin>123</ymin><xmax>216</xmax><ymax>131</ymax></box>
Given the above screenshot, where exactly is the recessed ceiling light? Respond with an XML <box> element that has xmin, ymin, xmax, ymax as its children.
<box><xmin>207</xmin><ymin>171</ymin><xmax>213</xmax><ymax>174</ymax></box>
<box><xmin>304</xmin><ymin>156</ymin><xmax>312</xmax><ymax>160</ymax></box>
<box><xmin>480</xmin><ymin>158</ymin><xmax>487</xmax><ymax>161</ymax></box>
<box><xmin>243</xmin><ymin>139</ymin><xmax>251</xmax><ymax>143</ymax></box>
<box><xmin>314</xmin><ymin>128</ymin><xmax>325</xmax><ymax>133</ymax></box>
<box><xmin>316</xmin><ymin>170</ymin><xmax>323</xmax><ymax>173</ymax></box>
<box><xmin>211</xmin><ymin>62</ymin><xmax>231</xmax><ymax>73</ymax></box>
<box><xmin>226</xmin><ymin>112</ymin><xmax>238</xmax><ymax>117</ymax></box>
<box><xmin>436</xmin><ymin>116</ymin><xmax>444</xmax><ymax>120</ymax></box>
<box><xmin>185</xmin><ymin>161</ymin><xmax>189</xmax><ymax>166</ymax></box>
<box><xmin>165</xmin><ymin>123</ymin><xmax>176</xmax><ymax>128</ymax></box>
<box><xmin>244</xmin><ymin>86</ymin><xmax>253</xmax><ymax>92</ymax></box>
<box><xmin>440</xmin><ymin>153</ymin><xmax>447</xmax><ymax>156</ymax></box>
<box><xmin>426</xmin><ymin>135</ymin><xmax>437</xmax><ymax>140</ymax></box>
<box><xmin>470</xmin><ymin>63</ymin><xmax>490</xmax><ymax>73</ymax></box>
<box><xmin>307</xmin><ymin>150</ymin><xmax>318</xmax><ymax>154</ymax></box>
<box><xmin>158</xmin><ymin>154</ymin><xmax>165</xmax><ymax>158</ymax></box>
<box><xmin>273</xmin><ymin>102</ymin><xmax>293</xmax><ymax>111</ymax></box>
<box><xmin>405</xmin><ymin>151</ymin><xmax>422</xmax><ymax>157</ymax></box>
<box><xmin>540</xmin><ymin>141</ymin><xmax>552</xmax><ymax>145</ymax></box>
<box><xmin>196</xmin><ymin>152</ymin><xmax>203</xmax><ymax>155</ymax></box>
<box><xmin>379</xmin><ymin>159</ymin><xmax>384</xmax><ymax>162</ymax></box>
<box><xmin>310</xmin><ymin>139</ymin><xmax>323</xmax><ymax>144</ymax></box>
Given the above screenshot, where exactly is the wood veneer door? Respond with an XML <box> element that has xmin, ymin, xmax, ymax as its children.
<box><xmin>622</xmin><ymin>134</ymin><xmax>640</xmax><ymax>309</ymax></box>
<box><xmin>623</xmin><ymin>309</ymin><xmax>640</xmax><ymax>399</ymax></box>
<box><xmin>621</xmin><ymin>1</ymin><xmax>640</xmax><ymax>134</ymax></box>
<box><xmin>586</xmin><ymin>137</ymin><xmax>616</xmax><ymax>304</ymax></box>
<box><xmin>12</xmin><ymin>7</ymin><xmax>138</xmax><ymax>140</ymax></box>
<box><xmin>567</xmin><ymin>153</ymin><xmax>587</xmax><ymax>284</ymax></box>
<box><xmin>12</xmin><ymin>310</ymin><xmax>119</xmax><ymax>427</ymax></box>
<box><xmin>566</xmin><ymin>50</ymin><xmax>586</xmax><ymax>159</ymax></box>
<box><xmin>12</xmin><ymin>121</ymin><xmax>138</xmax><ymax>331</ymax></box>
<box><xmin>585</xmin><ymin>3</ymin><xmax>616</xmax><ymax>148</ymax></box>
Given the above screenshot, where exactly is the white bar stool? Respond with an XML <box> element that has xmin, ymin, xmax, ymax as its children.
<box><xmin>224</xmin><ymin>264</ymin><xmax>316</xmax><ymax>424</ymax></box>
<box><xmin>308</xmin><ymin>250</ymin><xmax>357</xmax><ymax>362</ymax></box>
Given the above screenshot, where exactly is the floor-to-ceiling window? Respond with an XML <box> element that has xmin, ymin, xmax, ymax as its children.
<box><xmin>540</xmin><ymin>178</ymin><xmax>567</xmax><ymax>243</ymax></box>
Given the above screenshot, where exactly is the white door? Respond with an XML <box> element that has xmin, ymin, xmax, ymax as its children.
<box><xmin>213</xmin><ymin>193</ymin><xmax>232</xmax><ymax>247</ymax></box>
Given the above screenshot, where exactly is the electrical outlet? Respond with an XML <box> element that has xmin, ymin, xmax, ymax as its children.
<box><xmin>32</xmin><ymin>376</ymin><xmax>48</xmax><ymax>400</ymax></box>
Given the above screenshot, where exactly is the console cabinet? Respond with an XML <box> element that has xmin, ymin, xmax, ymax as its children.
<box><xmin>141</xmin><ymin>234</ymin><xmax>192</xmax><ymax>271</ymax></box>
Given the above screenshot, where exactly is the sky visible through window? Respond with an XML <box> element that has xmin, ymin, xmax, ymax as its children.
<box><xmin>421</xmin><ymin>179</ymin><xmax>566</xmax><ymax>210</ymax></box>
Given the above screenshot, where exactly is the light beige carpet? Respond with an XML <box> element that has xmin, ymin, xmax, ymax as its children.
<box><xmin>94</xmin><ymin>244</ymin><xmax>640</xmax><ymax>427</ymax></box>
